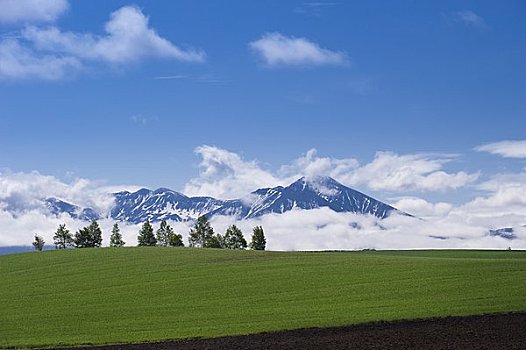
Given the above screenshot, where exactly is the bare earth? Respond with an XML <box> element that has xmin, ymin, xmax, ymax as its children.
<box><xmin>51</xmin><ymin>313</ymin><xmax>526</xmax><ymax>350</ymax></box>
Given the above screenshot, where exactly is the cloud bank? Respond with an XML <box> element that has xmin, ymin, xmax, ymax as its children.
<box><xmin>1</xmin><ymin>145</ymin><xmax>525</xmax><ymax>250</ymax></box>
<box><xmin>185</xmin><ymin>146</ymin><xmax>479</xmax><ymax>199</ymax></box>
<box><xmin>249</xmin><ymin>32</ymin><xmax>348</xmax><ymax>67</ymax></box>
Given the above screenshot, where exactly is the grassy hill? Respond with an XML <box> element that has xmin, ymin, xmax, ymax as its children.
<box><xmin>0</xmin><ymin>248</ymin><xmax>525</xmax><ymax>348</ymax></box>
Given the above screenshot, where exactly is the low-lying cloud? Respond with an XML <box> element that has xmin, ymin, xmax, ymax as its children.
<box><xmin>2</xmin><ymin>207</ymin><xmax>524</xmax><ymax>250</ymax></box>
<box><xmin>1</xmin><ymin>145</ymin><xmax>525</xmax><ymax>250</ymax></box>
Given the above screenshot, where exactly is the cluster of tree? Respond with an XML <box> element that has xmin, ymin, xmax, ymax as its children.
<box><xmin>187</xmin><ymin>215</ymin><xmax>266</xmax><ymax>250</ymax></box>
<box><xmin>137</xmin><ymin>220</ymin><xmax>184</xmax><ymax>247</ymax></box>
<box><xmin>33</xmin><ymin>215</ymin><xmax>266</xmax><ymax>251</ymax></box>
<box><xmin>42</xmin><ymin>222</ymin><xmax>125</xmax><ymax>250</ymax></box>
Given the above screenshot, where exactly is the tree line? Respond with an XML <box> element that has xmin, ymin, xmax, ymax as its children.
<box><xmin>32</xmin><ymin>215</ymin><xmax>266</xmax><ymax>251</ymax></box>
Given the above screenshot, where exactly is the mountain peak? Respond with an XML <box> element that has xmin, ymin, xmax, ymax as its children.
<box><xmin>41</xmin><ymin>176</ymin><xmax>405</xmax><ymax>223</ymax></box>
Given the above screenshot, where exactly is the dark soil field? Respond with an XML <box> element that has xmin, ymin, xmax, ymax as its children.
<box><xmin>52</xmin><ymin>313</ymin><xmax>526</xmax><ymax>350</ymax></box>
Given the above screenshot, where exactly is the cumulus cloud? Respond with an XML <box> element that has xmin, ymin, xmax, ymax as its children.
<box><xmin>249</xmin><ymin>32</ymin><xmax>348</xmax><ymax>67</ymax></box>
<box><xmin>392</xmin><ymin>197</ymin><xmax>453</xmax><ymax>219</ymax></box>
<box><xmin>454</xmin><ymin>173</ymin><xmax>526</xmax><ymax>226</ymax></box>
<box><xmin>183</xmin><ymin>146</ymin><xmax>285</xmax><ymax>199</ymax></box>
<box><xmin>0</xmin><ymin>170</ymin><xmax>115</xmax><ymax>214</ymax></box>
<box><xmin>22</xmin><ymin>6</ymin><xmax>205</xmax><ymax>64</ymax></box>
<box><xmin>0</xmin><ymin>38</ymin><xmax>81</xmax><ymax>80</ymax></box>
<box><xmin>475</xmin><ymin>140</ymin><xmax>526</xmax><ymax>158</ymax></box>
<box><xmin>343</xmin><ymin>152</ymin><xmax>479</xmax><ymax>192</ymax></box>
<box><xmin>280</xmin><ymin>148</ymin><xmax>359</xmax><ymax>180</ymax></box>
<box><xmin>184</xmin><ymin>147</ymin><xmax>479</xmax><ymax>199</ymax></box>
<box><xmin>0</xmin><ymin>0</ymin><xmax>69</xmax><ymax>24</ymax></box>
<box><xmin>0</xmin><ymin>5</ymin><xmax>205</xmax><ymax>80</ymax></box>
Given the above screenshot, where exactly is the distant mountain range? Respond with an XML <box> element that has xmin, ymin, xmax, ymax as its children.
<box><xmin>41</xmin><ymin>176</ymin><xmax>405</xmax><ymax>223</ymax></box>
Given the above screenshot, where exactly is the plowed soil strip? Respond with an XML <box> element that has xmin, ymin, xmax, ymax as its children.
<box><xmin>50</xmin><ymin>313</ymin><xmax>526</xmax><ymax>350</ymax></box>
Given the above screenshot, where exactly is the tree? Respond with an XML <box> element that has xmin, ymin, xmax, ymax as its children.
<box><xmin>32</xmin><ymin>234</ymin><xmax>45</xmax><ymax>251</ymax></box>
<box><xmin>188</xmin><ymin>215</ymin><xmax>214</xmax><ymax>248</ymax></box>
<box><xmin>138</xmin><ymin>221</ymin><xmax>156</xmax><ymax>246</ymax></box>
<box><xmin>207</xmin><ymin>234</ymin><xmax>225</xmax><ymax>249</ymax></box>
<box><xmin>53</xmin><ymin>224</ymin><xmax>73</xmax><ymax>249</ymax></box>
<box><xmin>250</xmin><ymin>226</ymin><xmax>266</xmax><ymax>250</ymax></box>
<box><xmin>224</xmin><ymin>225</ymin><xmax>247</xmax><ymax>250</ymax></box>
<box><xmin>110</xmin><ymin>223</ymin><xmax>125</xmax><ymax>247</ymax></box>
<box><xmin>167</xmin><ymin>232</ymin><xmax>184</xmax><ymax>247</ymax></box>
<box><xmin>74</xmin><ymin>221</ymin><xmax>103</xmax><ymax>248</ymax></box>
<box><xmin>156</xmin><ymin>220</ymin><xmax>174</xmax><ymax>247</ymax></box>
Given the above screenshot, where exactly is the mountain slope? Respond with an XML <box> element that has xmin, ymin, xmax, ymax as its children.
<box><xmin>209</xmin><ymin>177</ymin><xmax>400</xmax><ymax>219</ymax></box>
<box><xmin>111</xmin><ymin>188</ymin><xmax>222</xmax><ymax>224</ymax></box>
<box><xmin>37</xmin><ymin>177</ymin><xmax>405</xmax><ymax>223</ymax></box>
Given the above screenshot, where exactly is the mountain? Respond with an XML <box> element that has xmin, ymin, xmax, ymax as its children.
<box><xmin>45</xmin><ymin>198</ymin><xmax>101</xmax><ymax>221</ymax></box>
<box><xmin>108</xmin><ymin>176</ymin><xmax>403</xmax><ymax>223</ymax></box>
<box><xmin>111</xmin><ymin>188</ymin><xmax>222</xmax><ymax>224</ymax></box>
<box><xmin>489</xmin><ymin>227</ymin><xmax>520</xmax><ymax>240</ymax></box>
<box><xmin>208</xmin><ymin>177</ymin><xmax>400</xmax><ymax>219</ymax></box>
<box><xmin>33</xmin><ymin>177</ymin><xmax>404</xmax><ymax>223</ymax></box>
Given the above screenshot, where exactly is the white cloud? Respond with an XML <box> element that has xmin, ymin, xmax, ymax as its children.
<box><xmin>456</xmin><ymin>10</ymin><xmax>487</xmax><ymax>28</ymax></box>
<box><xmin>280</xmin><ymin>148</ymin><xmax>359</xmax><ymax>181</ymax></box>
<box><xmin>475</xmin><ymin>140</ymin><xmax>526</xmax><ymax>158</ymax></box>
<box><xmin>1</xmin><ymin>165</ymin><xmax>526</xmax><ymax>250</ymax></box>
<box><xmin>209</xmin><ymin>209</ymin><xmax>525</xmax><ymax>251</ymax></box>
<box><xmin>184</xmin><ymin>147</ymin><xmax>479</xmax><ymax>199</ymax></box>
<box><xmin>392</xmin><ymin>197</ymin><xmax>453</xmax><ymax>219</ymax></box>
<box><xmin>22</xmin><ymin>6</ymin><xmax>205</xmax><ymax>64</ymax></box>
<box><xmin>0</xmin><ymin>0</ymin><xmax>69</xmax><ymax>24</ymax></box>
<box><xmin>0</xmin><ymin>5</ymin><xmax>205</xmax><ymax>80</ymax></box>
<box><xmin>249</xmin><ymin>32</ymin><xmax>348</xmax><ymax>67</ymax></box>
<box><xmin>0</xmin><ymin>38</ymin><xmax>81</xmax><ymax>80</ymax></box>
<box><xmin>183</xmin><ymin>146</ymin><xmax>285</xmax><ymax>199</ymax></box>
<box><xmin>0</xmin><ymin>170</ymin><xmax>115</xmax><ymax>214</ymax></box>
<box><xmin>455</xmin><ymin>172</ymin><xmax>526</xmax><ymax>225</ymax></box>
<box><xmin>343</xmin><ymin>152</ymin><xmax>479</xmax><ymax>192</ymax></box>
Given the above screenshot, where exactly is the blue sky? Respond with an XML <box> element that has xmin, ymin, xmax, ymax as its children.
<box><xmin>0</xmin><ymin>0</ymin><xmax>525</xmax><ymax>200</ymax></box>
<box><xmin>1</xmin><ymin>0</ymin><xmax>526</xmax><ymax>249</ymax></box>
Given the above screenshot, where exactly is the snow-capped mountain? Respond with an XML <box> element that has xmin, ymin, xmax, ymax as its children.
<box><xmin>208</xmin><ymin>177</ymin><xmax>401</xmax><ymax>219</ymax></box>
<box><xmin>111</xmin><ymin>188</ymin><xmax>222</xmax><ymax>224</ymax></box>
<box><xmin>45</xmin><ymin>198</ymin><xmax>101</xmax><ymax>221</ymax></box>
<box><xmin>37</xmin><ymin>177</ymin><xmax>405</xmax><ymax>223</ymax></box>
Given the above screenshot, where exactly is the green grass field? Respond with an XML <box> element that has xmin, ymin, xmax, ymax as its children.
<box><xmin>0</xmin><ymin>248</ymin><xmax>525</xmax><ymax>348</ymax></box>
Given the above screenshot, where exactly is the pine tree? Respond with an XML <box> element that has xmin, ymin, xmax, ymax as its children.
<box><xmin>138</xmin><ymin>221</ymin><xmax>156</xmax><ymax>246</ymax></box>
<box><xmin>207</xmin><ymin>234</ymin><xmax>225</xmax><ymax>249</ymax></box>
<box><xmin>74</xmin><ymin>221</ymin><xmax>103</xmax><ymax>248</ymax></box>
<box><xmin>156</xmin><ymin>220</ymin><xmax>173</xmax><ymax>247</ymax></box>
<box><xmin>188</xmin><ymin>215</ymin><xmax>214</xmax><ymax>248</ymax></box>
<box><xmin>53</xmin><ymin>224</ymin><xmax>73</xmax><ymax>249</ymax></box>
<box><xmin>250</xmin><ymin>226</ymin><xmax>266</xmax><ymax>250</ymax></box>
<box><xmin>167</xmin><ymin>232</ymin><xmax>184</xmax><ymax>247</ymax></box>
<box><xmin>110</xmin><ymin>223</ymin><xmax>125</xmax><ymax>247</ymax></box>
<box><xmin>32</xmin><ymin>234</ymin><xmax>45</xmax><ymax>251</ymax></box>
<box><xmin>224</xmin><ymin>225</ymin><xmax>247</xmax><ymax>250</ymax></box>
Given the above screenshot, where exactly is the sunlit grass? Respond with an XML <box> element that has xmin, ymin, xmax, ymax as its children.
<box><xmin>0</xmin><ymin>248</ymin><xmax>525</xmax><ymax>348</ymax></box>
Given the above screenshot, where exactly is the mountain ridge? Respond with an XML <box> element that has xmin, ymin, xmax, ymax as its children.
<box><xmin>36</xmin><ymin>176</ymin><xmax>405</xmax><ymax>223</ymax></box>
